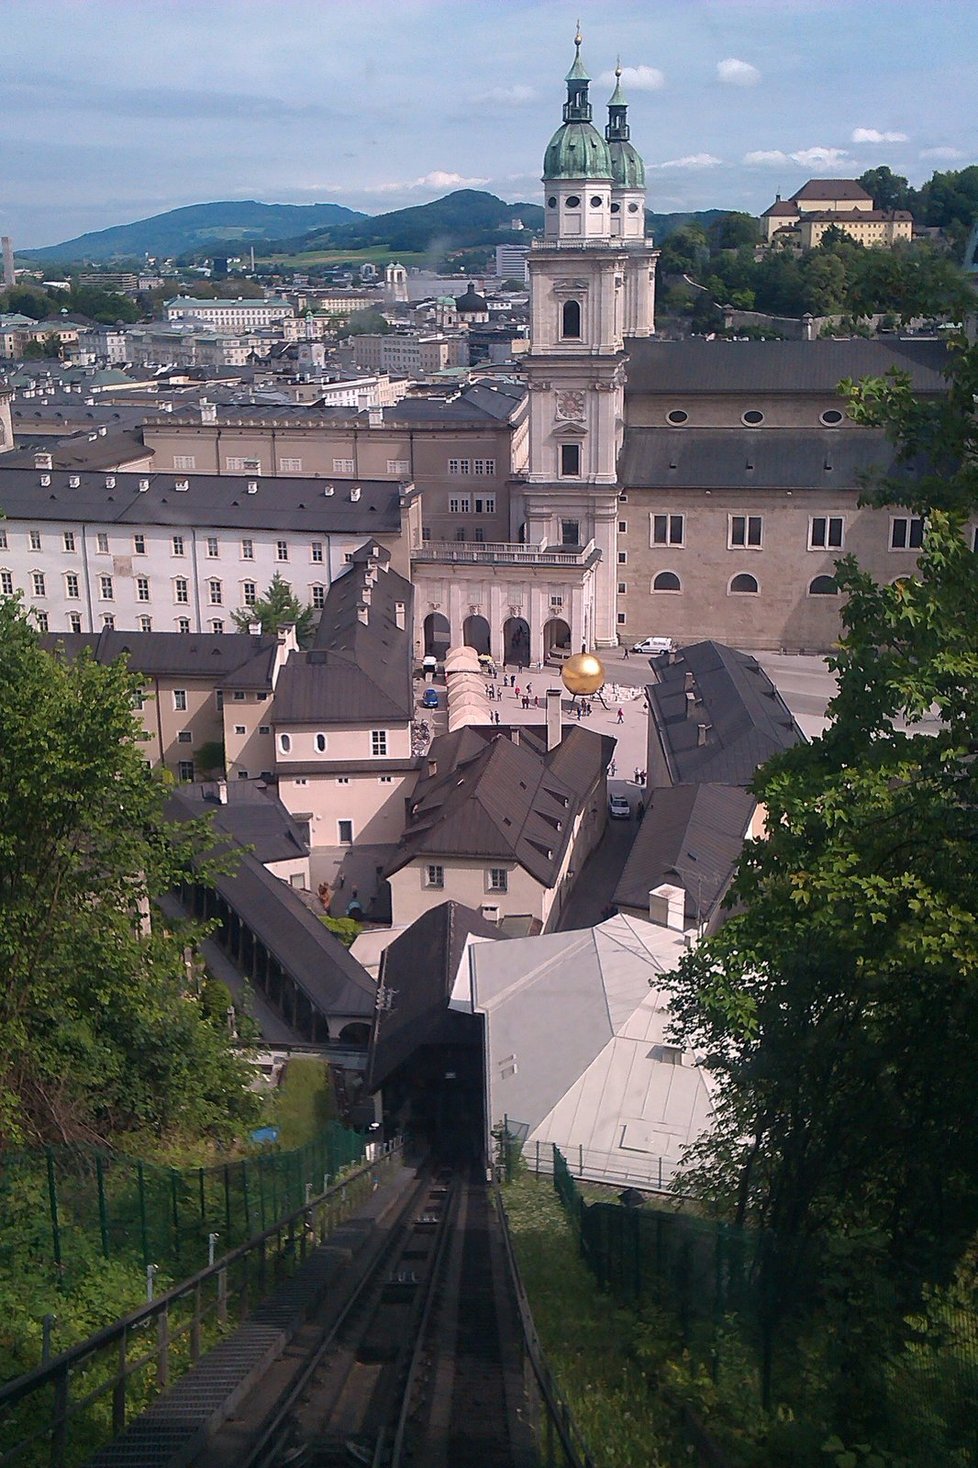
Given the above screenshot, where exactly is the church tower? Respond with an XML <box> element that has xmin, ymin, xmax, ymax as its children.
<box><xmin>521</xmin><ymin>28</ymin><xmax>655</xmax><ymax>647</ymax></box>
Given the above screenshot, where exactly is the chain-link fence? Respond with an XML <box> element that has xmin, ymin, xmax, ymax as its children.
<box><xmin>552</xmin><ymin>1147</ymin><xmax>978</xmax><ymax>1466</ymax></box>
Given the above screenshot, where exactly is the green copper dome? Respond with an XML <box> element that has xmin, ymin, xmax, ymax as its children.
<box><xmin>609</xmin><ymin>139</ymin><xmax>645</xmax><ymax>188</ymax></box>
<box><xmin>543</xmin><ymin>120</ymin><xmax>613</xmax><ymax>180</ymax></box>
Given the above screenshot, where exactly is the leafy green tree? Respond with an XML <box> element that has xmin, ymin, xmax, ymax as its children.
<box><xmin>858</xmin><ymin>166</ymin><xmax>911</xmax><ymax>211</ymax></box>
<box><xmin>321</xmin><ymin>915</ymin><xmax>362</xmax><ymax>948</ymax></box>
<box><xmin>0</xmin><ymin>599</ymin><xmax>258</xmax><ymax>1146</ymax></box>
<box><xmin>195</xmin><ymin>739</ymin><xmax>225</xmax><ymax>776</ymax></box>
<box><xmin>342</xmin><ymin>308</ymin><xmax>393</xmax><ymax>336</ymax></box>
<box><xmin>668</xmin><ymin>335</ymin><xmax>978</xmax><ymax>1413</ymax></box>
<box><xmin>706</xmin><ymin>212</ymin><xmax>761</xmax><ymax>253</ymax></box>
<box><xmin>20</xmin><ymin>340</ymin><xmax>45</xmax><ymax>360</ymax></box>
<box><xmin>231</xmin><ymin>571</ymin><xmax>315</xmax><ymax>646</ymax></box>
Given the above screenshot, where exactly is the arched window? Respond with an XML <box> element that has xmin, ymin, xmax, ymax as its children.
<box><xmin>808</xmin><ymin>575</ymin><xmax>838</xmax><ymax>596</ymax></box>
<box><xmin>314</xmin><ymin>732</ymin><xmax>327</xmax><ymax>753</ymax></box>
<box><xmin>652</xmin><ymin>571</ymin><xmax>682</xmax><ymax>593</ymax></box>
<box><xmin>561</xmin><ymin>300</ymin><xmax>581</xmax><ymax>339</ymax></box>
<box><xmin>729</xmin><ymin>573</ymin><xmax>759</xmax><ymax>595</ymax></box>
<box><xmin>279</xmin><ymin>732</ymin><xmax>291</xmax><ymax>753</ymax></box>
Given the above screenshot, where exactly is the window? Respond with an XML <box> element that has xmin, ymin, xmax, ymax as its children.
<box><xmin>177</xmin><ymin>618</ymin><xmax>191</xmax><ymax>634</ymax></box>
<box><xmin>101</xmin><ymin>614</ymin><xmax>114</xmax><ymax>629</ymax></box>
<box><xmin>31</xmin><ymin>572</ymin><xmax>46</xmax><ymax>597</ymax></box>
<box><xmin>820</xmin><ymin>409</ymin><xmax>844</xmax><ymax>426</ymax></box>
<box><xmin>336</xmin><ymin>776</ymin><xmax>350</xmax><ymax>785</ymax></box>
<box><xmin>565</xmin><ymin>194</ymin><xmax>581</xmax><ymax>207</ymax></box>
<box><xmin>99</xmin><ymin>575</ymin><xmax>113</xmax><ymax>600</ymax></box>
<box><xmin>618</xmin><ymin>521</ymin><xmax>627</xmax><ymax>534</ymax></box>
<box><xmin>371</xmin><ymin>730</ymin><xmax>388</xmax><ymax>756</ymax></box>
<box><xmin>617</xmin><ymin>551</ymin><xmax>627</xmax><ymax>564</ymax></box>
<box><xmin>138</xmin><ymin>616</ymin><xmax>152</xmax><ymax>632</ymax></box>
<box><xmin>890</xmin><ymin>516</ymin><xmax>924</xmax><ymax>550</ymax></box>
<box><xmin>279</xmin><ymin>733</ymin><xmax>291</xmax><ymax>753</ymax></box>
<box><xmin>172</xmin><ymin>536</ymin><xmax>185</xmax><ymax>556</ymax></box>
<box><xmin>653</xmin><ymin>571</ymin><xmax>682</xmax><ymax>592</ymax></box>
<box><xmin>258</xmin><ymin>724</ymin><xmax>270</xmax><ymax>735</ymax></box>
<box><xmin>232</xmin><ymin>690</ymin><xmax>246</xmax><ymax>701</ymax></box>
<box><xmin>35</xmin><ymin>610</ymin><xmax>49</xmax><ymax>632</ymax></box>
<box><xmin>488</xmin><ymin>867</ymin><xmax>508</xmax><ymax>893</ymax></box>
<box><xmin>174</xmin><ymin>578</ymin><xmax>189</xmax><ymax>604</ymax></box>
<box><xmin>0</xmin><ymin>531</ymin><xmax>7</xmax><ymax>550</ymax></box>
<box><xmin>65</xmin><ymin>572</ymin><xmax>80</xmax><ymax>599</ymax></box>
<box><xmin>729</xmin><ymin>515</ymin><xmax>763</xmax><ymax>549</ymax></box>
<box><xmin>651</xmin><ymin>513</ymin><xmax>684</xmax><ymax>546</ymax></box>
<box><xmin>338</xmin><ymin>820</ymin><xmax>353</xmax><ymax>844</ymax></box>
<box><xmin>68</xmin><ymin>612</ymin><xmax>82</xmax><ymax>632</ymax></box>
<box><xmin>63</xmin><ymin>531</ymin><xmax>76</xmax><ymax>552</ymax></box>
<box><xmin>561</xmin><ymin>300</ymin><xmax>582</xmax><ymax>339</ymax></box>
<box><xmin>379</xmin><ymin>775</ymin><xmax>392</xmax><ymax>784</ymax></box>
<box><xmin>314</xmin><ymin>733</ymin><xmax>327</xmax><ymax>753</ymax></box>
<box><xmin>29</xmin><ymin>530</ymin><xmax>42</xmax><ymax>552</ymax></box>
<box><xmin>311</xmin><ymin>585</ymin><xmax>326</xmax><ymax>609</ymax></box>
<box><xmin>96</xmin><ymin>532</ymin><xmax>109</xmax><ymax>554</ymax></box>
<box><xmin>279</xmin><ymin>457</ymin><xmax>302</xmax><ymax>471</ymax></box>
<box><xmin>550</xmin><ymin>595</ymin><xmax>564</xmax><ymax>609</ymax></box>
<box><xmin>386</xmin><ymin>458</ymin><xmax>410</xmax><ymax>475</ymax></box>
<box><xmin>618</xmin><ymin>581</ymin><xmax>626</xmax><ymax>594</ymax></box>
<box><xmin>617</xmin><ymin>612</ymin><xmax>627</xmax><ymax>625</ymax></box>
<box><xmin>448</xmin><ymin>458</ymin><xmax>472</xmax><ymax>476</ymax></box>
<box><xmin>0</xmin><ymin>570</ymin><xmax>12</xmax><ymax>595</ymax></box>
<box><xmin>474</xmin><ymin>495</ymin><xmax>495</xmax><ymax>514</ymax></box>
<box><xmin>173</xmin><ymin>454</ymin><xmax>196</xmax><ymax>470</ymax></box>
<box><xmin>173</xmin><ymin>690</ymin><xmax>187</xmax><ymax>711</ymax></box>
<box><xmin>561</xmin><ymin>520</ymin><xmax>580</xmax><ymax>546</ymax></box>
<box><xmin>178</xmin><ymin>760</ymin><xmax>194</xmax><ymax>782</ymax></box>
<box><xmin>729</xmin><ymin>573</ymin><xmax>759</xmax><ymax>594</ymax></box>
<box><xmin>666</xmin><ymin>409</ymin><xmax>688</xmax><ymax>425</ymax></box>
<box><xmin>560</xmin><ymin>443</ymin><xmax>580</xmax><ymax>477</ymax></box>
<box><xmin>136</xmin><ymin>577</ymin><xmax>150</xmax><ymax>602</ymax></box>
<box><xmin>133</xmin><ymin>534</ymin><xmax>146</xmax><ymax>555</ymax></box>
<box><xmin>454</xmin><ymin>528</ymin><xmax>466</xmax><ymax>542</ymax></box>
<box><xmin>333</xmin><ymin>458</ymin><xmax>355</xmax><ymax>474</ymax></box>
<box><xmin>178</xmin><ymin>731</ymin><xmax>192</xmax><ymax>744</ymax></box>
<box><xmin>808</xmin><ymin>575</ymin><xmax>838</xmax><ymax>596</ymax></box>
<box><xmin>307</xmin><ymin>543</ymin><xmax>324</xmax><ymax>567</ymax></box>
<box><xmin>206</xmin><ymin>536</ymin><xmax>219</xmax><ymax>559</ymax></box>
<box><xmin>241</xmin><ymin>539</ymin><xmax>254</xmax><ymax>560</ymax></box>
<box><xmin>215</xmin><ymin>690</ymin><xmax>224</xmax><ymax>711</ymax></box>
<box><xmin>742</xmin><ymin>410</ymin><xmax>765</xmax><ymax>425</ymax></box>
<box><xmin>211</xmin><ymin>619</ymin><xmax>223</xmax><ymax>634</ymax></box>
<box><xmin>208</xmin><ymin>579</ymin><xmax>223</xmax><ymax>605</ymax></box>
<box><xmin>449</xmin><ymin>497</ymin><xmax>471</xmax><ymax>514</ymax></box>
<box><xmin>225</xmin><ymin>456</ymin><xmax>261</xmax><ymax>473</ymax></box>
<box><xmin>809</xmin><ymin>516</ymin><xmax>844</xmax><ymax>550</ymax></box>
<box><xmin>243</xmin><ymin>581</ymin><xmax>257</xmax><ymax>605</ymax></box>
<box><xmin>275</xmin><ymin>540</ymin><xmax>288</xmax><ymax>561</ymax></box>
<box><xmin>473</xmin><ymin>459</ymin><xmax>495</xmax><ymax>477</ymax></box>
<box><xmin>425</xmin><ymin>864</ymin><xmax>444</xmax><ymax>889</ymax></box>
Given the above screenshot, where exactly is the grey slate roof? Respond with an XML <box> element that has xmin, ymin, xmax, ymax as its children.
<box><xmin>618</xmin><ymin>426</ymin><xmax>905</xmax><ymax>491</ymax></box>
<box><xmin>41</xmin><ymin>628</ymin><xmax>279</xmax><ymax>685</ymax></box>
<box><xmin>272</xmin><ymin>553</ymin><xmax>414</xmax><ymax>725</ymax></box>
<box><xmin>4</xmin><ymin>429</ymin><xmax>150</xmax><ymax>472</ymax></box>
<box><xmin>622</xmin><ymin>337</ymin><xmax>948</xmax><ymax>395</ymax></box>
<box><xmin>368</xmin><ymin>901</ymin><xmax>500</xmax><ymax>1088</ymax></box>
<box><xmin>0</xmin><ymin>466</ymin><xmax>405</xmax><ymax>534</ymax></box>
<box><xmin>386</xmin><ymin>724</ymin><xmax>613</xmax><ymax>885</ymax></box>
<box><xmin>613</xmin><ymin>783</ymin><xmax>755</xmax><ymax>923</ymax></box>
<box><xmin>647</xmin><ymin>641</ymin><xmax>803</xmax><ymax>787</ymax></box>
<box><xmin>168</xmin><ymin>780</ymin><xmax>308</xmax><ymax>865</ymax></box>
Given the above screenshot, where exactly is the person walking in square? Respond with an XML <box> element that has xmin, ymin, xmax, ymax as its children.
<box><xmin>616</xmin><ymin>707</ymin><xmax>624</xmax><ymax>724</ymax></box>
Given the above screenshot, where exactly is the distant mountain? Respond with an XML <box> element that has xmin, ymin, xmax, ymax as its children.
<box><xmin>281</xmin><ymin>190</ymin><xmax>545</xmax><ymax>256</ymax></box>
<box><xmin>23</xmin><ymin>201</ymin><xmax>367</xmax><ymax>264</ymax></box>
<box><xmin>647</xmin><ymin>209</ymin><xmax>727</xmax><ymax>240</ymax></box>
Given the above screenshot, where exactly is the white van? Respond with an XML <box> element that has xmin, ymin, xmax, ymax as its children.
<box><xmin>631</xmin><ymin>636</ymin><xmax>675</xmax><ymax>657</ymax></box>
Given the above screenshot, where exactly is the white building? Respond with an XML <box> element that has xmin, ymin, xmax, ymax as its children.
<box><xmin>164</xmin><ymin>296</ymin><xmax>296</xmax><ymax>331</ymax></box>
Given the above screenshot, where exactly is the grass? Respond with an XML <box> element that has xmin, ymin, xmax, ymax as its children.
<box><xmin>268</xmin><ymin>1056</ymin><xmax>336</xmax><ymax>1150</ymax></box>
<box><xmin>256</xmin><ymin>247</ymin><xmax>431</xmax><ymax>267</ymax></box>
<box><xmin>502</xmin><ymin>1171</ymin><xmax>682</xmax><ymax>1468</ymax></box>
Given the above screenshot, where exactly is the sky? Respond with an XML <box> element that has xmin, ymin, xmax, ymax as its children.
<box><xmin>2</xmin><ymin>0</ymin><xmax>976</xmax><ymax>249</ymax></box>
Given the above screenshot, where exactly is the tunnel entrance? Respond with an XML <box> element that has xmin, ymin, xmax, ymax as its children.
<box><xmin>378</xmin><ymin>1031</ymin><xmax>486</xmax><ymax>1168</ymax></box>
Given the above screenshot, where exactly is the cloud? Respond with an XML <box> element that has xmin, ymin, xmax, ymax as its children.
<box><xmin>598</xmin><ymin>64</ymin><xmax>665</xmax><ymax>91</ymax></box>
<box><xmin>851</xmin><ymin>127</ymin><xmax>908</xmax><ymax>144</ymax></box>
<box><xmin>744</xmin><ymin>150</ymin><xmax>790</xmax><ymax>166</ymax></box>
<box><xmin>790</xmin><ymin>146</ymin><xmax>850</xmax><ymax>168</ymax></box>
<box><xmin>717</xmin><ymin>58</ymin><xmax>761</xmax><ymax>87</ymax></box>
<box><xmin>473</xmin><ymin>84</ymin><xmax>536</xmax><ymax>107</ymax></box>
<box><xmin>650</xmin><ymin>153</ymin><xmax>722</xmax><ymax>170</ymax></box>
<box><xmin>366</xmin><ymin>170</ymin><xmax>490</xmax><ymax>195</ymax></box>
<box><xmin>919</xmin><ymin>146</ymin><xmax>964</xmax><ymax>161</ymax></box>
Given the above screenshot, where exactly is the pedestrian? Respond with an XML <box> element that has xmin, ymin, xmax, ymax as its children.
<box><xmin>523</xmin><ymin>695</ymin><xmax>530</xmax><ymax>709</ymax></box>
<box><xmin>616</xmin><ymin>707</ymin><xmax>624</xmax><ymax>724</ymax></box>
<box><xmin>634</xmin><ymin>767</ymin><xmax>640</xmax><ymax>783</ymax></box>
<box><xmin>640</xmin><ymin>769</ymin><xmax>647</xmax><ymax>786</ymax></box>
<box><xmin>515</xmin><ymin>685</ymin><xmax>521</xmax><ymax>701</ymax></box>
<box><xmin>623</xmin><ymin>646</ymin><xmax>630</xmax><ymax>660</ymax></box>
<box><xmin>576</xmin><ymin>704</ymin><xmax>582</xmax><ymax>721</ymax></box>
<box><xmin>494</xmin><ymin>709</ymin><xmax>501</xmax><ymax>725</ymax></box>
<box><xmin>526</xmin><ymin>683</ymin><xmax>533</xmax><ymax>697</ymax></box>
<box><xmin>609</xmin><ymin>760</ymin><xmax>616</xmax><ymax>777</ymax></box>
<box><xmin>534</xmin><ymin>695</ymin><xmax>540</xmax><ymax>708</ymax></box>
<box><xmin>518</xmin><ymin>662</ymin><xmax>524</xmax><ymax>675</ymax></box>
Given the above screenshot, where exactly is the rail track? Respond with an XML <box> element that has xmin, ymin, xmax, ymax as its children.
<box><xmin>225</xmin><ymin>1164</ymin><xmax>534</xmax><ymax>1468</ymax></box>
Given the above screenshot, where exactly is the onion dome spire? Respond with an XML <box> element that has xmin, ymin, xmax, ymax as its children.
<box><xmin>563</xmin><ymin>20</ymin><xmax>592</xmax><ymax>121</ymax></box>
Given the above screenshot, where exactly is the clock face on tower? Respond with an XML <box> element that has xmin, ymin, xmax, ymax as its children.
<box><xmin>555</xmin><ymin>390</ymin><xmax>586</xmax><ymax>421</ymax></box>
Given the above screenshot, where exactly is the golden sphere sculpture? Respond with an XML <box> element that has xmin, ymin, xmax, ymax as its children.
<box><xmin>561</xmin><ymin>651</ymin><xmax>606</xmax><ymax>696</ymax></box>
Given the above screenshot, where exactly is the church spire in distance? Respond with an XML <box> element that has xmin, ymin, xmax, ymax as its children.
<box><xmin>606</xmin><ymin>57</ymin><xmax>629</xmax><ymax>141</ymax></box>
<box><xmin>563</xmin><ymin>20</ymin><xmax>592</xmax><ymax>121</ymax></box>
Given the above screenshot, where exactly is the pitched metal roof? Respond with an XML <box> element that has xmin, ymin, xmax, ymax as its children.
<box><xmin>622</xmin><ymin>337</ymin><xmax>949</xmax><ymax>395</ymax></box>
<box><xmin>42</xmin><ymin>628</ymin><xmax>279</xmax><ymax>685</ymax></box>
<box><xmin>647</xmin><ymin>640</ymin><xmax>804</xmax><ymax>786</ymax></box>
<box><xmin>168</xmin><ymin>780</ymin><xmax>308</xmax><ymax>865</ymax></box>
<box><xmin>791</xmin><ymin>179</ymin><xmax>872</xmax><ymax>201</ymax></box>
<box><xmin>613</xmin><ymin>783</ymin><xmax>755</xmax><ymax>922</ymax></box>
<box><xmin>618</xmin><ymin>426</ymin><xmax>904</xmax><ymax>490</ymax></box>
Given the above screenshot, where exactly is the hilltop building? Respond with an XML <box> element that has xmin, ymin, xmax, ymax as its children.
<box><xmin>761</xmin><ymin>178</ymin><xmax>913</xmax><ymax>248</ymax></box>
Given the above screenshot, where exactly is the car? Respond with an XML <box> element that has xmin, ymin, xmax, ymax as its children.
<box><xmin>631</xmin><ymin>637</ymin><xmax>675</xmax><ymax>657</ymax></box>
<box><xmin>608</xmin><ymin>793</ymin><xmax>631</xmax><ymax>820</ymax></box>
<box><xmin>421</xmin><ymin>687</ymin><xmax>440</xmax><ymax>709</ymax></box>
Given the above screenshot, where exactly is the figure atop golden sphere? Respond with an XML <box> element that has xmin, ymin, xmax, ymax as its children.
<box><xmin>561</xmin><ymin>651</ymin><xmax>605</xmax><ymax>696</ymax></box>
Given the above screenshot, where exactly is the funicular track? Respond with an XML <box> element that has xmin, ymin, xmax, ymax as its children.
<box><xmin>231</xmin><ymin>1166</ymin><xmax>534</xmax><ymax>1468</ymax></box>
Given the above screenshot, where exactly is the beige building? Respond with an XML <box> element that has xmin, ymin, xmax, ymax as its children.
<box><xmin>164</xmin><ymin>296</ymin><xmax>296</xmax><ymax>331</ymax></box>
<box><xmin>761</xmin><ymin>178</ymin><xmax>913</xmax><ymax>248</ymax></box>
<box><xmin>348</xmin><ymin>334</ymin><xmax>469</xmax><ymax>376</ymax></box>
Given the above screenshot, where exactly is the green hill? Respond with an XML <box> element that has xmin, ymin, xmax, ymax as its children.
<box><xmin>23</xmin><ymin>200</ymin><xmax>367</xmax><ymax>264</ymax></box>
<box><xmin>283</xmin><ymin>190</ymin><xmax>544</xmax><ymax>255</ymax></box>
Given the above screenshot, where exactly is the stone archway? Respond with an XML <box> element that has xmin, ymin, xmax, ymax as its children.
<box><xmin>423</xmin><ymin>611</ymin><xmax>450</xmax><ymax>659</ymax></box>
<box><xmin>543</xmin><ymin>617</ymin><xmax>571</xmax><ymax>659</ymax></box>
<box><xmin>463</xmin><ymin>614</ymin><xmax>491</xmax><ymax>656</ymax></box>
<box><xmin>503</xmin><ymin>616</ymin><xmax>530</xmax><ymax>666</ymax></box>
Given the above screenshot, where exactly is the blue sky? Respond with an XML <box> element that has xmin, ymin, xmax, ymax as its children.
<box><xmin>2</xmin><ymin>0</ymin><xmax>976</xmax><ymax>248</ymax></box>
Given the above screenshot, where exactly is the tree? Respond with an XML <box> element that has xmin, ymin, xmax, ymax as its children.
<box><xmin>342</xmin><ymin>308</ymin><xmax>393</xmax><ymax>337</ymax></box>
<box><xmin>706</xmin><ymin>212</ymin><xmax>761</xmax><ymax>253</ymax></box>
<box><xmin>858</xmin><ymin>165</ymin><xmax>911</xmax><ymax>211</ymax></box>
<box><xmin>231</xmin><ymin>572</ymin><xmax>315</xmax><ymax>647</ymax></box>
<box><xmin>0</xmin><ymin>599</ymin><xmax>258</xmax><ymax>1146</ymax></box>
<box><xmin>667</xmin><ymin>334</ymin><xmax>978</xmax><ymax>1426</ymax></box>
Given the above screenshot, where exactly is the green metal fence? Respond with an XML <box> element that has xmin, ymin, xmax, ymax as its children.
<box><xmin>0</xmin><ymin>1123</ymin><xmax>367</xmax><ymax>1284</ymax></box>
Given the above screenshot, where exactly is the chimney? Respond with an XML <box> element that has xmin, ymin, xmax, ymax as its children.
<box><xmin>362</xmin><ymin>586</ymin><xmax>372</xmax><ymax>605</ymax></box>
<box><xmin>200</xmin><ymin>399</ymin><xmax>218</xmax><ymax>424</ymax></box>
<box><xmin>216</xmin><ymin>778</ymin><xmax>228</xmax><ymax>805</ymax></box>
<box><xmin>34</xmin><ymin>451</ymin><xmax>52</xmax><ymax>470</ymax></box>
<box><xmin>395</xmin><ymin>600</ymin><xmax>406</xmax><ymax>630</ymax></box>
<box><xmin>511</xmin><ymin>727</ymin><xmax>520</xmax><ymax>748</ymax></box>
<box><xmin>69</xmin><ymin>474</ymin><xmax>80</xmax><ymax>488</ymax></box>
<box><xmin>248</xmin><ymin>621</ymin><xmax>261</xmax><ymax>636</ymax></box>
<box><xmin>367</xmin><ymin>406</ymin><xmax>383</xmax><ymax>428</ymax></box>
<box><xmin>546</xmin><ymin>687</ymin><xmax>562</xmax><ymax>751</ymax></box>
<box><xmin>357</xmin><ymin>601</ymin><xmax>369</xmax><ymax>625</ymax></box>
<box><xmin>685</xmin><ymin>690</ymin><xmax>699</xmax><ymax>717</ymax></box>
<box><xmin>697</xmin><ymin>722</ymin><xmax>712</xmax><ymax>747</ymax></box>
<box><xmin>649</xmin><ymin>882</ymin><xmax>686</xmax><ymax>931</ymax></box>
<box><xmin>350</xmin><ymin>485</ymin><xmax>361</xmax><ymax>502</ymax></box>
<box><xmin>802</xmin><ymin>312</ymin><xmax>814</xmax><ymax>342</ymax></box>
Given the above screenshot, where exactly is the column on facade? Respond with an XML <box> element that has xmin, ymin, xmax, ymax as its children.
<box><xmin>446</xmin><ymin>574</ymin><xmax>468</xmax><ymax>650</ymax></box>
<box><xmin>591</xmin><ymin>499</ymin><xmax>620</xmax><ymax>646</ymax></box>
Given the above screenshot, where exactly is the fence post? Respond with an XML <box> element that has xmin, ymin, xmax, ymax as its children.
<box><xmin>50</xmin><ymin>1362</ymin><xmax>68</xmax><ymax>1468</ymax></box>
<box><xmin>157</xmin><ymin>1303</ymin><xmax>170</xmax><ymax>1390</ymax></box>
<box><xmin>45</xmin><ymin>1148</ymin><xmax>63</xmax><ymax>1272</ymax></box>
<box><xmin>137</xmin><ymin>1161</ymin><xmax>149</xmax><ymax>1270</ymax></box>
<box><xmin>217</xmin><ymin>1266</ymin><xmax>228</xmax><ymax>1327</ymax></box>
<box><xmin>190</xmin><ymin>1284</ymin><xmax>202</xmax><ymax>1365</ymax></box>
<box><xmin>96</xmin><ymin>1153</ymin><xmax>110</xmax><ymax>1259</ymax></box>
<box><xmin>113</xmin><ymin>1329</ymin><xmax>127</xmax><ymax>1435</ymax></box>
<box><xmin>198</xmin><ymin>1167</ymin><xmax>206</xmax><ymax>1227</ymax></box>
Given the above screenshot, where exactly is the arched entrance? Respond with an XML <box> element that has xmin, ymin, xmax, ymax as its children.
<box><xmin>503</xmin><ymin>616</ymin><xmax>530</xmax><ymax>666</ymax></box>
<box><xmin>463</xmin><ymin>614</ymin><xmax>491</xmax><ymax>656</ymax></box>
<box><xmin>423</xmin><ymin>611</ymin><xmax>450</xmax><ymax>659</ymax></box>
<box><xmin>543</xmin><ymin>617</ymin><xmax>571</xmax><ymax>659</ymax></box>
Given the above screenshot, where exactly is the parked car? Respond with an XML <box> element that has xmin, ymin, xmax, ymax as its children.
<box><xmin>631</xmin><ymin>636</ymin><xmax>675</xmax><ymax>657</ymax></box>
<box><xmin>421</xmin><ymin>687</ymin><xmax>440</xmax><ymax>709</ymax></box>
<box><xmin>608</xmin><ymin>793</ymin><xmax>631</xmax><ymax>820</ymax></box>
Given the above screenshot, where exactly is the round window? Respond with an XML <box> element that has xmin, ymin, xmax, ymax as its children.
<box><xmin>742</xmin><ymin>410</ymin><xmax>765</xmax><ymax>425</ymax></box>
<box><xmin>820</xmin><ymin>409</ymin><xmax>844</xmax><ymax>425</ymax></box>
<box><xmin>627</xmin><ymin>202</ymin><xmax>640</xmax><ymax>213</ymax></box>
<box><xmin>279</xmin><ymin>733</ymin><xmax>291</xmax><ymax>753</ymax></box>
<box><xmin>666</xmin><ymin>409</ymin><xmax>688</xmax><ymax>425</ymax></box>
<box><xmin>610</xmin><ymin>202</ymin><xmax>620</xmax><ymax>213</ymax></box>
<box><xmin>547</xmin><ymin>196</ymin><xmax>557</xmax><ymax>208</ymax></box>
<box><xmin>315</xmin><ymin>732</ymin><xmax>327</xmax><ymax>753</ymax></box>
<box><xmin>565</xmin><ymin>195</ymin><xmax>581</xmax><ymax>208</ymax></box>
<box><xmin>590</xmin><ymin>195</ymin><xmax>603</xmax><ymax>208</ymax></box>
